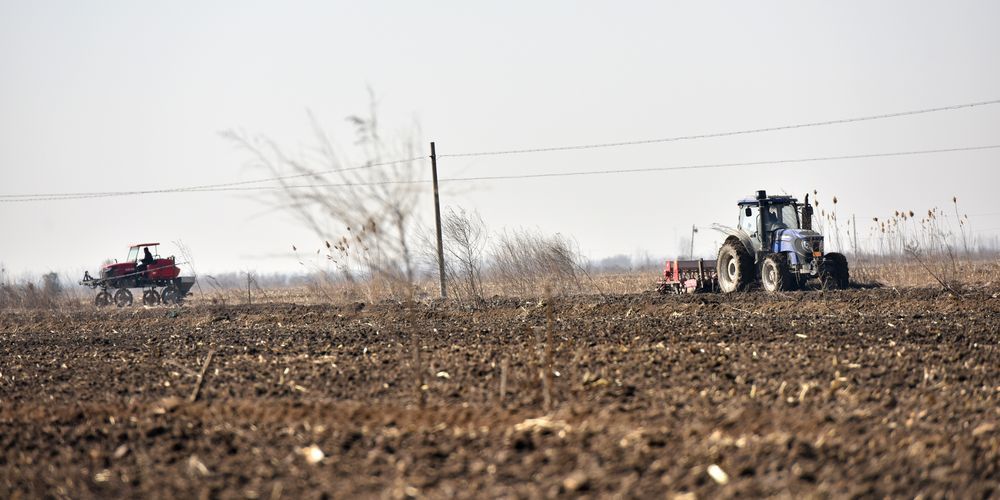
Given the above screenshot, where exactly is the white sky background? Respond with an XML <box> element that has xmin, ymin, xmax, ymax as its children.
<box><xmin>1</xmin><ymin>1</ymin><xmax>999</xmax><ymax>280</ymax></box>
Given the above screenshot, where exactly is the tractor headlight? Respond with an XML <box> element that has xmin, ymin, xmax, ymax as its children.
<box><xmin>792</xmin><ymin>239</ymin><xmax>809</xmax><ymax>255</ymax></box>
<box><xmin>795</xmin><ymin>238</ymin><xmax>823</xmax><ymax>259</ymax></box>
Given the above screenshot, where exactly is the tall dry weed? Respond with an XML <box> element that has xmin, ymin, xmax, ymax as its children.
<box><xmin>224</xmin><ymin>91</ymin><xmax>423</xmax><ymax>302</ymax></box>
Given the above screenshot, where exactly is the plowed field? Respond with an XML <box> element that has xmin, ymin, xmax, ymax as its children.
<box><xmin>2</xmin><ymin>287</ymin><xmax>999</xmax><ymax>498</ymax></box>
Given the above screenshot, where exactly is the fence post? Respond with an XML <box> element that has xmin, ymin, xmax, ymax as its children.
<box><xmin>431</xmin><ymin>142</ymin><xmax>448</xmax><ymax>298</ymax></box>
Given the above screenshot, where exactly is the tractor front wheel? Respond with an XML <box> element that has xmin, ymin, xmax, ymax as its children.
<box><xmin>820</xmin><ymin>252</ymin><xmax>850</xmax><ymax>290</ymax></box>
<box><xmin>114</xmin><ymin>288</ymin><xmax>133</xmax><ymax>307</ymax></box>
<box><xmin>717</xmin><ymin>239</ymin><xmax>754</xmax><ymax>293</ymax></box>
<box><xmin>95</xmin><ymin>291</ymin><xmax>112</xmax><ymax>307</ymax></box>
<box><xmin>761</xmin><ymin>253</ymin><xmax>794</xmax><ymax>292</ymax></box>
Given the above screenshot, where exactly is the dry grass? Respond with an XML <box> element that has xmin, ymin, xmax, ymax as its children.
<box><xmin>174</xmin><ymin>255</ymin><xmax>1000</xmax><ymax>306</ymax></box>
<box><xmin>0</xmin><ymin>273</ymin><xmax>91</xmax><ymax>310</ymax></box>
<box><xmin>5</xmin><ymin>254</ymin><xmax>997</xmax><ymax>312</ymax></box>
<box><xmin>307</xmin><ymin>255</ymin><xmax>1000</xmax><ymax>301</ymax></box>
<box><xmin>850</xmin><ymin>255</ymin><xmax>1000</xmax><ymax>289</ymax></box>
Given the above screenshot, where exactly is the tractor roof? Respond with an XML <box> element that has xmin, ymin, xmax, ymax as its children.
<box><xmin>129</xmin><ymin>242</ymin><xmax>160</xmax><ymax>248</ymax></box>
<box><xmin>737</xmin><ymin>195</ymin><xmax>797</xmax><ymax>206</ymax></box>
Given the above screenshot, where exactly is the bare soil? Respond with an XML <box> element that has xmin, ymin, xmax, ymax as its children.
<box><xmin>1</xmin><ymin>286</ymin><xmax>999</xmax><ymax>498</ymax></box>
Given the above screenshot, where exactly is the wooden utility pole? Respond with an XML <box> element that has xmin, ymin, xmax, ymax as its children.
<box><xmin>852</xmin><ymin>214</ymin><xmax>859</xmax><ymax>255</ymax></box>
<box><xmin>430</xmin><ymin>142</ymin><xmax>447</xmax><ymax>298</ymax></box>
<box><xmin>690</xmin><ymin>225</ymin><xmax>697</xmax><ymax>259</ymax></box>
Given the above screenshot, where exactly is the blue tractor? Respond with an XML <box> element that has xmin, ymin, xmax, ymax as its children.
<box><xmin>712</xmin><ymin>190</ymin><xmax>849</xmax><ymax>292</ymax></box>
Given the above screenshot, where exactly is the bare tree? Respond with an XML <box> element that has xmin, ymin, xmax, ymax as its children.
<box><xmin>222</xmin><ymin>92</ymin><xmax>423</xmax><ymax>301</ymax></box>
<box><xmin>441</xmin><ymin>207</ymin><xmax>488</xmax><ymax>301</ymax></box>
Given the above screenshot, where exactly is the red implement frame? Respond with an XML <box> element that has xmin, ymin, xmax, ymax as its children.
<box><xmin>656</xmin><ymin>258</ymin><xmax>718</xmax><ymax>294</ymax></box>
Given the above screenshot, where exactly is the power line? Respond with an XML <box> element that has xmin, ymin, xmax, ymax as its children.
<box><xmin>438</xmin><ymin>98</ymin><xmax>1000</xmax><ymax>158</ymax></box>
<box><xmin>4</xmin><ymin>143</ymin><xmax>996</xmax><ymax>203</ymax></box>
<box><xmin>434</xmin><ymin>144</ymin><xmax>1000</xmax><ymax>183</ymax></box>
<box><xmin>4</xmin><ymin>98</ymin><xmax>997</xmax><ymax>202</ymax></box>
<box><xmin>0</xmin><ymin>156</ymin><xmax>426</xmax><ymax>201</ymax></box>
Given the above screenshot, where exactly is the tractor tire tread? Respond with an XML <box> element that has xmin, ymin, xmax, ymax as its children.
<box><xmin>821</xmin><ymin>252</ymin><xmax>850</xmax><ymax>290</ymax></box>
<box><xmin>717</xmin><ymin>238</ymin><xmax>754</xmax><ymax>293</ymax></box>
<box><xmin>762</xmin><ymin>253</ymin><xmax>794</xmax><ymax>292</ymax></box>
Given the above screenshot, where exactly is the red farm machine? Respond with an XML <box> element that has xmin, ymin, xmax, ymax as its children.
<box><xmin>655</xmin><ymin>258</ymin><xmax>718</xmax><ymax>294</ymax></box>
<box><xmin>80</xmin><ymin>243</ymin><xmax>195</xmax><ymax>307</ymax></box>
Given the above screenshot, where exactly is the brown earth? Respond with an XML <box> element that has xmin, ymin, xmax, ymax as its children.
<box><xmin>1</xmin><ymin>286</ymin><xmax>999</xmax><ymax>499</ymax></box>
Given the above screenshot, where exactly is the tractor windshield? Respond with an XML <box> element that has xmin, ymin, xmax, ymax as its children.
<box><xmin>127</xmin><ymin>247</ymin><xmax>140</xmax><ymax>262</ymax></box>
<box><xmin>764</xmin><ymin>204</ymin><xmax>800</xmax><ymax>230</ymax></box>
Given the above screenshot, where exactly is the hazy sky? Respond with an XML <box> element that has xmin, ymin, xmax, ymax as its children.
<box><xmin>2</xmin><ymin>1</ymin><xmax>999</xmax><ymax>280</ymax></box>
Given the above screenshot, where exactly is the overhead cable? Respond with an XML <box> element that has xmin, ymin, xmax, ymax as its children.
<box><xmin>434</xmin><ymin>144</ymin><xmax>1000</xmax><ymax>182</ymax></box>
<box><xmin>4</xmin><ymin>98</ymin><xmax>997</xmax><ymax>201</ymax></box>
<box><xmin>4</xmin><ymin>143</ymin><xmax>996</xmax><ymax>202</ymax></box>
<box><xmin>438</xmin><ymin>98</ymin><xmax>1000</xmax><ymax>158</ymax></box>
<box><xmin>0</xmin><ymin>156</ymin><xmax>426</xmax><ymax>200</ymax></box>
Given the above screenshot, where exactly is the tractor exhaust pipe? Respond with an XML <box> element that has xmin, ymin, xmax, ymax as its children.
<box><xmin>756</xmin><ymin>190</ymin><xmax>769</xmax><ymax>252</ymax></box>
<box><xmin>802</xmin><ymin>193</ymin><xmax>813</xmax><ymax>230</ymax></box>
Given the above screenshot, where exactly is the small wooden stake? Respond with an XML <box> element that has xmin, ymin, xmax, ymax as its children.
<box><xmin>543</xmin><ymin>285</ymin><xmax>554</xmax><ymax>413</ymax></box>
<box><xmin>499</xmin><ymin>357</ymin><xmax>509</xmax><ymax>405</ymax></box>
<box><xmin>408</xmin><ymin>300</ymin><xmax>425</xmax><ymax>408</ymax></box>
<box><xmin>189</xmin><ymin>350</ymin><xmax>215</xmax><ymax>403</ymax></box>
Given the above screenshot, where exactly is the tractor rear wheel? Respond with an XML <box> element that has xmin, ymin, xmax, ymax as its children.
<box><xmin>114</xmin><ymin>288</ymin><xmax>133</xmax><ymax>307</ymax></box>
<box><xmin>761</xmin><ymin>253</ymin><xmax>793</xmax><ymax>292</ymax></box>
<box><xmin>142</xmin><ymin>289</ymin><xmax>161</xmax><ymax>306</ymax></box>
<box><xmin>820</xmin><ymin>252</ymin><xmax>850</xmax><ymax>290</ymax></box>
<box><xmin>717</xmin><ymin>239</ymin><xmax>754</xmax><ymax>293</ymax></box>
<box><xmin>161</xmin><ymin>285</ymin><xmax>181</xmax><ymax>305</ymax></box>
<box><xmin>95</xmin><ymin>291</ymin><xmax>112</xmax><ymax>307</ymax></box>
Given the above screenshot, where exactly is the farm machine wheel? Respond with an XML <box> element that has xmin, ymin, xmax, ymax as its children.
<box><xmin>161</xmin><ymin>285</ymin><xmax>181</xmax><ymax>305</ymax></box>
<box><xmin>820</xmin><ymin>252</ymin><xmax>850</xmax><ymax>290</ymax></box>
<box><xmin>717</xmin><ymin>239</ymin><xmax>754</xmax><ymax>293</ymax></box>
<box><xmin>142</xmin><ymin>289</ymin><xmax>161</xmax><ymax>306</ymax></box>
<box><xmin>95</xmin><ymin>290</ymin><xmax>112</xmax><ymax>307</ymax></box>
<box><xmin>761</xmin><ymin>253</ymin><xmax>794</xmax><ymax>292</ymax></box>
<box><xmin>113</xmin><ymin>288</ymin><xmax>133</xmax><ymax>307</ymax></box>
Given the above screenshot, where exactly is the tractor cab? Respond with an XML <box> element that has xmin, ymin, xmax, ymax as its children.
<box><xmin>737</xmin><ymin>194</ymin><xmax>802</xmax><ymax>251</ymax></box>
<box><xmin>125</xmin><ymin>243</ymin><xmax>157</xmax><ymax>264</ymax></box>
